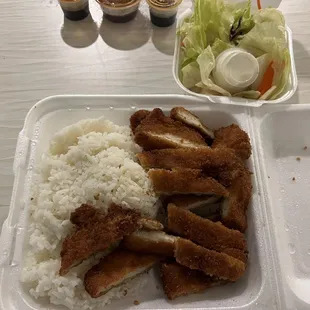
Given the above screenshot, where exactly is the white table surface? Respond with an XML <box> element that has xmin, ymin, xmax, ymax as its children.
<box><xmin>0</xmin><ymin>0</ymin><xmax>309</xmax><ymax>229</ymax></box>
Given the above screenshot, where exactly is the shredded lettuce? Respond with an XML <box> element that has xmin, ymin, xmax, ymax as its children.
<box><xmin>178</xmin><ymin>0</ymin><xmax>290</xmax><ymax>101</ymax></box>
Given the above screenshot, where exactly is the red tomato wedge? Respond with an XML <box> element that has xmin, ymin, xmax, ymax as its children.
<box><xmin>258</xmin><ymin>61</ymin><xmax>274</xmax><ymax>95</ymax></box>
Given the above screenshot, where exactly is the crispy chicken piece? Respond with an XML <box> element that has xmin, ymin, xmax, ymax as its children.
<box><xmin>70</xmin><ymin>203</ymin><xmax>99</xmax><ymax>227</ymax></box>
<box><xmin>170</xmin><ymin>107</ymin><xmax>215</xmax><ymax>140</ymax></box>
<box><xmin>134</xmin><ymin>108</ymin><xmax>208</xmax><ymax>150</ymax></box>
<box><xmin>221</xmin><ymin>170</ymin><xmax>252</xmax><ymax>232</ymax></box>
<box><xmin>160</xmin><ymin>262</ymin><xmax>223</xmax><ymax>300</ymax></box>
<box><xmin>138</xmin><ymin>218</ymin><xmax>164</xmax><ymax>231</ymax></box>
<box><xmin>60</xmin><ymin>204</ymin><xmax>141</xmax><ymax>276</ymax></box>
<box><xmin>130</xmin><ymin>110</ymin><xmax>150</xmax><ymax>133</ymax></box>
<box><xmin>137</xmin><ymin>147</ymin><xmax>245</xmax><ymax>186</ymax></box>
<box><xmin>167</xmin><ymin>204</ymin><xmax>246</xmax><ymax>253</ymax></box>
<box><xmin>174</xmin><ymin>238</ymin><xmax>246</xmax><ymax>281</ymax></box>
<box><xmin>166</xmin><ymin>194</ymin><xmax>221</xmax><ymax>219</ymax></box>
<box><xmin>212</xmin><ymin>124</ymin><xmax>252</xmax><ymax>160</ymax></box>
<box><xmin>84</xmin><ymin>249</ymin><xmax>158</xmax><ymax>298</ymax></box>
<box><xmin>71</xmin><ymin>204</ymin><xmax>163</xmax><ymax>231</ymax></box>
<box><xmin>221</xmin><ymin>248</ymin><xmax>248</xmax><ymax>264</ymax></box>
<box><xmin>148</xmin><ymin>169</ymin><xmax>229</xmax><ymax>196</ymax></box>
<box><xmin>122</xmin><ymin>230</ymin><xmax>177</xmax><ymax>256</ymax></box>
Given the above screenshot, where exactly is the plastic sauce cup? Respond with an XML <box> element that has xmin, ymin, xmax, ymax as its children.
<box><xmin>212</xmin><ymin>48</ymin><xmax>259</xmax><ymax>94</ymax></box>
<box><xmin>58</xmin><ymin>0</ymin><xmax>89</xmax><ymax>21</ymax></box>
<box><xmin>147</xmin><ymin>0</ymin><xmax>182</xmax><ymax>27</ymax></box>
<box><xmin>97</xmin><ymin>0</ymin><xmax>141</xmax><ymax>23</ymax></box>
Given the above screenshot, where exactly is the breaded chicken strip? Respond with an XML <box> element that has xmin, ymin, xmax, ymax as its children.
<box><xmin>130</xmin><ymin>110</ymin><xmax>150</xmax><ymax>133</ymax></box>
<box><xmin>212</xmin><ymin>124</ymin><xmax>252</xmax><ymax>160</ymax></box>
<box><xmin>161</xmin><ymin>262</ymin><xmax>223</xmax><ymax>300</ymax></box>
<box><xmin>221</xmin><ymin>170</ymin><xmax>252</xmax><ymax>233</ymax></box>
<box><xmin>60</xmin><ymin>204</ymin><xmax>141</xmax><ymax>276</ymax></box>
<box><xmin>137</xmin><ymin>147</ymin><xmax>245</xmax><ymax>186</ymax></box>
<box><xmin>170</xmin><ymin>107</ymin><xmax>215</xmax><ymax>140</ymax></box>
<box><xmin>167</xmin><ymin>204</ymin><xmax>246</xmax><ymax>253</ymax></box>
<box><xmin>122</xmin><ymin>230</ymin><xmax>177</xmax><ymax>256</ymax></box>
<box><xmin>84</xmin><ymin>249</ymin><xmax>158</xmax><ymax>298</ymax></box>
<box><xmin>166</xmin><ymin>194</ymin><xmax>221</xmax><ymax>219</ymax></box>
<box><xmin>148</xmin><ymin>169</ymin><xmax>229</xmax><ymax>196</ymax></box>
<box><xmin>221</xmin><ymin>248</ymin><xmax>248</xmax><ymax>264</ymax></box>
<box><xmin>175</xmin><ymin>239</ymin><xmax>246</xmax><ymax>281</ymax></box>
<box><xmin>71</xmin><ymin>204</ymin><xmax>163</xmax><ymax>231</ymax></box>
<box><xmin>134</xmin><ymin>108</ymin><xmax>208</xmax><ymax>150</ymax></box>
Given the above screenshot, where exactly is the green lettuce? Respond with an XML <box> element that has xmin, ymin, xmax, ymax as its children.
<box><xmin>178</xmin><ymin>0</ymin><xmax>290</xmax><ymax>100</ymax></box>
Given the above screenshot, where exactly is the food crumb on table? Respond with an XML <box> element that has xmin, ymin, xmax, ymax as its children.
<box><xmin>296</xmin><ymin>157</ymin><xmax>301</xmax><ymax>161</ymax></box>
<box><xmin>134</xmin><ymin>300</ymin><xmax>140</xmax><ymax>305</ymax></box>
<box><xmin>303</xmin><ymin>146</ymin><xmax>308</xmax><ymax>150</ymax></box>
<box><xmin>292</xmin><ymin>177</ymin><xmax>296</xmax><ymax>181</ymax></box>
<box><xmin>268</xmin><ymin>176</ymin><xmax>270</xmax><ymax>179</ymax></box>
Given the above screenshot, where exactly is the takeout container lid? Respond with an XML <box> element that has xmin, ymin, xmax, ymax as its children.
<box><xmin>1</xmin><ymin>94</ymin><xmax>310</xmax><ymax>310</ymax></box>
<box><xmin>173</xmin><ymin>9</ymin><xmax>298</xmax><ymax>107</ymax></box>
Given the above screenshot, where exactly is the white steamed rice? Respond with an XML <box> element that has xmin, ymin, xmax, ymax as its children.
<box><xmin>21</xmin><ymin>117</ymin><xmax>158</xmax><ymax>310</ymax></box>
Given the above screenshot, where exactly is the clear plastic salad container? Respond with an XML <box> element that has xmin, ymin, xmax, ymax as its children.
<box><xmin>0</xmin><ymin>94</ymin><xmax>310</xmax><ymax>310</ymax></box>
<box><xmin>173</xmin><ymin>9</ymin><xmax>298</xmax><ymax>107</ymax></box>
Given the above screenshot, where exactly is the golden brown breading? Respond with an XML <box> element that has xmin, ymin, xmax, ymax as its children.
<box><xmin>160</xmin><ymin>262</ymin><xmax>223</xmax><ymax>300</ymax></box>
<box><xmin>122</xmin><ymin>230</ymin><xmax>177</xmax><ymax>257</ymax></box>
<box><xmin>170</xmin><ymin>107</ymin><xmax>215</xmax><ymax>140</ymax></box>
<box><xmin>148</xmin><ymin>168</ymin><xmax>229</xmax><ymax>196</ymax></box>
<box><xmin>212</xmin><ymin>124</ymin><xmax>252</xmax><ymax>160</ymax></box>
<box><xmin>174</xmin><ymin>239</ymin><xmax>246</xmax><ymax>281</ymax></box>
<box><xmin>130</xmin><ymin>110</ymin><xmax>150</xmax><ymax>133</ymax></box>
<box><xmin>60</xmin><ymin>204</ymin><xmax>141</xmax><ymax>276</ymax></box>
<box><xmin>221</xmin><ymin>248</ymin><xmax>248</xmax><ymax>264</ymax></box>
<box><xmin>70</xmin><ymin>204</ymin><xmax>104</xmax><ymax>227</ymax></box>
<box><xmin>167</xmin><ymin>204</ymin><xmax>246</xmax><ymax>252</ymax></box>
<box><xmin>166</xmin><ymin>194</ymin><xmax>221</xmax><ymax>219</ymax></box>
<box><xmin>137</xmin><ymin>147</ymin><xmax>245</xmax><ymax>186</ymax></box>
<box><xmin>84</xmin><ymin>249</ymin><xmax>158</xmax><ymax>298</ymax></box>
<box><xmin>221</xmin><ymin>170</ymin><xmax>252</xmax><ymax>232</ymax></box>
<box><xmin>134</xmin><ymin>108</ymin><xmax>208</xmax><ymax>150</ymax></box>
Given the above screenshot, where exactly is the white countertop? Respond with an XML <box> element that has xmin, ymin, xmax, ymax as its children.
<box><xmin>0</xmin><ymin>0</ymin><xmax>309</xmax><ymax>228</ymax></box>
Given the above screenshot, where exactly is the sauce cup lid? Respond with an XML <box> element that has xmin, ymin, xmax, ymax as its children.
<box><xmin>97</xmin><ymin>0</ymin><xmax>140</xmax><ymax>9</ymax></box>
<box><xmin>147</xmin><ymin>0</ymin><xmax>182</xmax><ymax>10</ymax></box>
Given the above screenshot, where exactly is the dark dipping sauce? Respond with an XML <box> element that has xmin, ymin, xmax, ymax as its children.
<box><xmin>60</xmin><ymin>1</ymin><xmax>89</xmax><ymax>21</ymax></box>
<box><xmin>99</xmin><ymin>0</ymin><xmax>139</xmax><ymax>23</ymax></box>
<box><xmin>150</xmin><ymin>12</ymin><xmax>176</xmax><ymax>27</ymax></box>
<box><xmin>104</xmin><ymin>10</ymin><xmax>138</xmax><ymax>23</ymax></box>
<box><xmin>147</xmin><ymin>0</ymin><xmax>180</xmax><ymax>27</ymax></box>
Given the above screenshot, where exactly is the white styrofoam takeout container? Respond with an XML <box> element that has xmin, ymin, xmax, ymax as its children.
<box><xmin>1</xmin><ymin>94</ymin><xmax>310</xmax><ymax>310</ymax></box>
<box><xmin>173</xmin><ymin>9</ymin><xmax>298</xmax><ymax>107</ymax></box>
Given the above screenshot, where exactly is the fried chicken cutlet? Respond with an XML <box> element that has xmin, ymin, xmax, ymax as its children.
<box><xmin>122</xmin><ymin>230</ymin><xmax>177</xmax><ymax>256</ymax></box>
<box><xmin>160</xmin><ymin>262</ymin><xmax>223</xmax><ymax>300</ymax></box>
<box><xmin>167</xmin><ymin>204</ymin><xmax>247</xmax><ymax>254</ymax></box>
<box><xmin>212</xmin><ymin>124</ymin><xmax>252</xmax><ymax>160</ymax></box>
<box><xmin>148</xmin><ymin>168</ymin><xmax>229</xmax><ymax>196</ymax></box>
<box><xmin>166</xmin><ymin>194</ymin><xmax>221</xmax><ymax>219</ymax></box>
<box><xmin>71</xmin><ymin>204</ymin><xmax>163</xmax><ymax>231</ymax></box>
<box><xmin>134</xmin><ymin>108</ymin><xmax>209</xmax><ymax>150</ymax></box>
<box><xmin>60</xmin><ymin>204</ymin><xmax>142</xmax><ymax>276</ymax></box>
<box><xmin>170</xmin><ymin>107</ymin><xmax>215</xmax><ymax>140</ymax></box>
<box><xmin>84</xmin><ymin>249</ymin><xmax>158</xmax><ymax>298</ymax></box>
<box><xmin>221</xmin><ymin>170</ymin><xmax>252</xmax><ymax>232</ymax></box>
<box><xmin>137</xmin><ymin>147</ymin><xmax>245</xmax><ymax>186</ymax></box>
<box><xmin>175</xmin><ymin>239</ymin><xmax>246</xmax><ymax>281</ymax></box>
<box><xmin>130</xmin><ymin>110</ymin><xmax>150</xmax><ymax>133</ymax></box>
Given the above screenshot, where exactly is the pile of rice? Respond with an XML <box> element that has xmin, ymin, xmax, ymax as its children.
<box><xmin>21</xmin><ymin>117</ymin><xmax>158</xmax><ymax>310</ymax></box>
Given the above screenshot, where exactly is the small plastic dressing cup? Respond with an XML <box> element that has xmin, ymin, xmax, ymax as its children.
<box><xmin>147</xmin><ymin>0</ymin><xmax>182</xmax><ymax>27</ymax></box>
<box><xmin>213</xmin><ymin>48</ymin><xmax>259</xmax><ymax>94</ymax></box>
<box><xmin>58</xmin><ymin>0</ymin><xmax>89</xmax><ymax>21</ymax></box>
<box><xmin>97</xmin><ymin>0</ymin><xmax>141</xmax><ymax>23</ymax></box>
